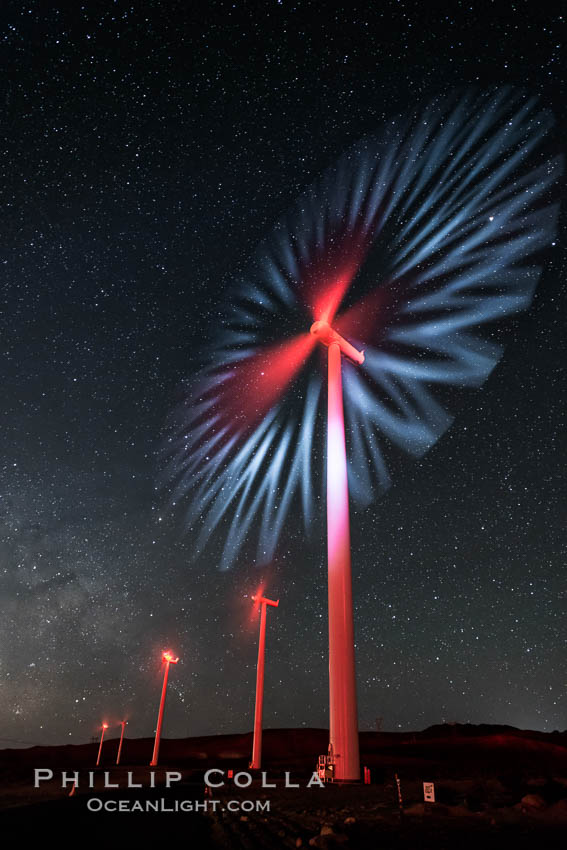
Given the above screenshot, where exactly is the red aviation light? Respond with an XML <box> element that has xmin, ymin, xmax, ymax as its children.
<box><xmin>163</xmin><ymin>651</ymin><xmax>179</xmax><ymax>664</ymax></box>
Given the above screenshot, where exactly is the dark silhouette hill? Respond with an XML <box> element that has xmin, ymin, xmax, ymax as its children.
<box><xmin>2</xmin><ymin>723</ymin><xmax>567</xmax><ymax>781</ymax></box>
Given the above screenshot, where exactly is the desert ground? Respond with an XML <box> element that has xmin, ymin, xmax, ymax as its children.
<box><xmin>1</xmin><ymin>725</ymin><xmax>566</xmax><ymax>847</ymax></box>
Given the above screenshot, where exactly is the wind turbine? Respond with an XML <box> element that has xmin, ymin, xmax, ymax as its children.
<box><xmin>249</xmin><ymin>592</ymin><xmax>279</xmax><ymax>770</ymax></box>
<box><xmin>96</xmin><ymin>722</ymin><xmax>109</xmax><ymax>767</ymax></box>
<box><xmin>163</xmin><ymin>88</ymin><xmax>561</xmax><ymax>782</ymax></box>
<box><xmin>116</xmin><ymin>720</ymin><xmax>127</xmax><ymax>765</ymax></box>
<box><xmin>150</xmin><ymin>650</ymin><xmax>179</xmax><ymax>767</ymax></box>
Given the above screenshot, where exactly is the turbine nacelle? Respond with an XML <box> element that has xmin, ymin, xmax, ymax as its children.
<box><xmin>310</xmin><ymin>321</ymin><xmax>364</xmax><ymax>365</ymax></box>
<box><xmin>251</xmin><ymin>594</ymin><xmax>279</xmax><ymax>608</ymax></box>
<box><xmin>162</xmin><ymin>650</ymin><xmax>179</xmax><ymax>664</ymax></box>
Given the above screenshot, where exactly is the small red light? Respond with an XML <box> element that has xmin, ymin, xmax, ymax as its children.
<box><xmin>163</xmin><ymin>650</ymin><xmax>179</xmax><ymax>664</ymax></box>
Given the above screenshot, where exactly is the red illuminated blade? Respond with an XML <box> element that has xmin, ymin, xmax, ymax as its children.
<box><xmin>310</xmin><ymin>261</ymin><xmax>360</xmax><ymax>326</ymax></box>
<box><xmin>334</xmin><ymin>286</ymin><xmax>390</xmax><ymax>342</ymax></box>
<box><xmin>303</xmin><ymin>234</ymin><xmax>370</xmax><ymax>325</ymax></box>
<box><xmin>226</xmin><ymin>333</ymin><xmax>315</xmax><ymax>426</ymax></box>
<box><xmin>251</xmin><ymin>582</ymin><xmax>266</xmax><ymax>620</ymax></box>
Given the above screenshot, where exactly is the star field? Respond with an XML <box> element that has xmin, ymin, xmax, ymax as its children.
<box><xmin>1</xmin><ymin>2</ymin><xmax>565</xmax><ymax>746</ymax></box>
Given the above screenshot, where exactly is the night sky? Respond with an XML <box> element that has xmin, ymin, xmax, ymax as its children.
<box><xmin>1</xmin><ymin>2</ymin><xmax>565</xmax><ymax>748</ymax></box>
